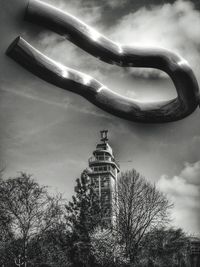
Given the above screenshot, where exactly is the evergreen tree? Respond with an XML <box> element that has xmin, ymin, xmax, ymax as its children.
<box><xmin>65</xmin><ymin>170</ymin><xmax>101</xmax><ymax>267</ymax></box>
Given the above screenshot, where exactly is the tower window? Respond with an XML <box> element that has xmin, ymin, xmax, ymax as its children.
<box><xmin>104</xmin><ymin>181</ymin><xmax>109</xmax><ymax>187</ymax></box>
<box><xmin>102</xmin><ymin>180</ymin><xmax>109</xmax><ymax>187</ymax></box>
<box><xmin>105</xmin><ymin>195</ymin><xmax>109</xmax><ymax>201</ymax></box>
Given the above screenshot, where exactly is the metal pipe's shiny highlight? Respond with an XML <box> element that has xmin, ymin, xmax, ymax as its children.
<box><xmin>7</xmin><ymin>0</ymin><xmax>200</xmax><ymax>123</ymax></box>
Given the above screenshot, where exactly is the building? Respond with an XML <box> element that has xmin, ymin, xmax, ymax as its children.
<box><xmin>88</xmin><ymin>130</ymin><xmax>120</xmax><ymax>226</ymax></box>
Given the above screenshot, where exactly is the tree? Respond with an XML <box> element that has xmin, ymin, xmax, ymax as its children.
<box><xmin>65</xmin><ymin>170</ymin><xmax>101</xmax><ymax>267</ymax></box>
<box><xmin>114</xmin><ymin>169</ymin><xmax>173</xmax><ymax>265</ymax></box>
<box><xmin>0</xmin><ymin>172</ymin><xmax>62</xmax><ymax>266</ymax></box>
<box><xmin>91</xmin><ymin>227</ymin><xmax>127</xmax><ymax>267</ymax></box>
<box><xmin>0</xmin><ymin>199</ymin><xmax>12</xmax><ymax>242</ymax></box>
<box><xmin>139</xmin><ymin>227</ymin><xmax>189</xmax><ymax>267</ymax></box>
<box><xmin>28</xmin><ymin>224</ymin><xmax>72</xmax><ymax>267</ymax></box>
<box><xmin>0</xmin><ymin>176</ymin><xmax>15</xmax><ymax>267</ymax></box>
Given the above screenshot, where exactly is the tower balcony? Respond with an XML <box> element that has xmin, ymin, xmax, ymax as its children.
<box><xmin>88</xmin><ymin>156</ymin><xmax>120</xmax><ymax>171</ymax></box>
<box><xmin>89</xmin><ymin>166</ymin><xmax>116</xmax><ymax>178</ymax></box>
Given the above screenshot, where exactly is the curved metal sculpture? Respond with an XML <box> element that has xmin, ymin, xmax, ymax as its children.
<box><xmin>7</xmin><ymin>0</ymin><xmax>200</xmax><ymax>123</ymax></box>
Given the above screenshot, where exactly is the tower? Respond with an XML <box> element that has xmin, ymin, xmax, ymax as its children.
<box><xmin>88</xmin><ymin>130</ymin><xmax>120</xmax><ymax>226</ymax></box>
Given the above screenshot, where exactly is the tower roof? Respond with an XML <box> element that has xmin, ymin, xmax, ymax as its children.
<box><xmin>95</xmin><ymin>142</ymin><xmax>113</xmax><ymax>156</ymax></box>
<box><xmin>94</xmin><ymin>130</ymin><xmax>113</xmax><ymax>156</ymax></box>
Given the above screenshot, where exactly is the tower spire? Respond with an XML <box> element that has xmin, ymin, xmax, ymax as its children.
<box><xmin>100</xmin><ymin>130</ymin><xmax>108</xmax><ymax>143</ymax></box>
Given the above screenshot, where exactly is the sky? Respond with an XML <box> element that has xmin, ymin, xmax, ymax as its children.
<box><xmin>0</xmin><ymin>0</ymin><xmax>200</xmax><ymax>235</ymax></box>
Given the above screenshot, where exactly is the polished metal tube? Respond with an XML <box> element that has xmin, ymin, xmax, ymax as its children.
<box><xmin>7</xmin><ymin>0</ymin><xmax>200</xmax><ymax>123</ymax></box>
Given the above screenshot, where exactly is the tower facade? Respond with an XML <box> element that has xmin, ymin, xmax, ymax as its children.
<box><xmin>88</xmin><ymin>130</ymin><xmax>120</xmax><ymax>226</ymax></box>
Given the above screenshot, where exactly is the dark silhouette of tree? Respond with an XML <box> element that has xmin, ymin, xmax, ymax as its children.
<box><xmin>114</xmin><ymin>169</ymin><xmax>173</xmax><ymax>265</ymax></box>
<box><xmin>140</xmin><ymin>227</ymin><xmax>189</xmax><ymax>267</ymax></box>
<box><xmin>0</xmin><ymin>174</ymin><xmax>15</xmax><ymax>267</ymax></box>
<box><xmin>0</xmin><ymin>168</ymin><xmax>190</xmax><ymax>267</ymax></box>
<box><xmin>28</xmin><ymin>219</ymin><xmax>72</xmax><ymax>266</ymax></box>
<box><xmin>0</xmin><ymin>172</ymin><xmax>62</xmax><ymax>266</ymax></box>
<box><xmin>65</xmin><ymin>170</ymin><xmax>101</xmax><ymax>267</ymax></box>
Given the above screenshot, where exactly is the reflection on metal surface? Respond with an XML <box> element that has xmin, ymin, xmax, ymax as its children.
<box><xmin>6</xmin><ymin>0</ymin><xmax>200</xmax><ymax>123</ymax></box>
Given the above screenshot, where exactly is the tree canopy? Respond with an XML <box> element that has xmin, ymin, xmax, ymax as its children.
<box><xmin>0</xmin><ymin>169</ymin><xmax>193</xmax><ymax>267</ymax></box>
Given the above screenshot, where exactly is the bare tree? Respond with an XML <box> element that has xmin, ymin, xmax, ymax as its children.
<box><xmin>0</xmin><ymin>172</ymin><xmax>63</xmax><ymax>263</ymax></box>
<box><xmin>114</xmin><ymin>169</ymin><xmax>173</xmax><ymax>265</ymax></box>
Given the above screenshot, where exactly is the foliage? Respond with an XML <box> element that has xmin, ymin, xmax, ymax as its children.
<box><xmin>0</xmin><ymin>168</ymin><xmax>192</xmax><ymax>267</ymax></box>
<box><xmin>139</xmin><ymin>227</ymin><xmax>189</xmax><ymax>267</ymax></box>
<box><xmin>65</xmin><ymin>169</ymin><xmax>101</xmax><ymax>267</ymax></box>
<box><xmin>28</xmin><ymin>225</ymin><xmax>72</xmax><ymax>267</ymax></box>
<box><xmin>91</xmin><ymin>227</ymin><xmax>127</xmax><ymax>267</ymax></box>
<box><xmin>114</xmin><ymin>169</ymin><xmax>173</xmax><ymax>264</ymax></box>
<box><xmin>0</xmin><ymin>172</ymin><xmax>62</xmax><ymax>266</ymax></box>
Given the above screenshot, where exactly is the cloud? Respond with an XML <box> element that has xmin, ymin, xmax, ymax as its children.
<box><xmin>180</xmin><ymin>161</ymin><xmax>200</xmax><ymax>185</ymax></box>
<box><xmin>106</xmin><ymin>0</ymin><xmax>128</xmax><ymax>9</ymax></box>
<box><xmin>109</xmin><ymin>0</ymin><xmax>200</xmax><ymax>79</ymax></box>
<box><xmin>0</xmin><ymin>83</ymin><xmax>72</xmax><ymax>110</ymax></box>
<box><xmin>0</xmin><ymin>83</ymin><xmax>111</xmax><ymax>124</ymax></box>
<box><xmin>157</xmin><ymin>161</ymin><xmax>200</xmax><ymax>234</ymax></box>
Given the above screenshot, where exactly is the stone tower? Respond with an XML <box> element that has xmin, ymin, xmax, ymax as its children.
<box><xmin>88</xmin><ymin>130</ymin><xmax>120</xmax><ymax>226</ymax></box>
